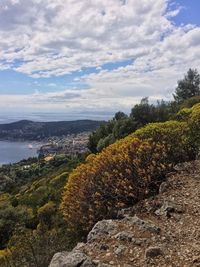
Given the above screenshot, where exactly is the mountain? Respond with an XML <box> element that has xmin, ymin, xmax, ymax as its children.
<box><xmin>0</xmin><ymin>119</ymin><xmax>105</xmax><ymax>140</ymax></box>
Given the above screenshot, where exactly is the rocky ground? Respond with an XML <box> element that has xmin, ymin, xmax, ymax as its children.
<box><xmin>49</xmin><ymin>160</ymin><xmax>200</xmax><ymax>267</ymax></box>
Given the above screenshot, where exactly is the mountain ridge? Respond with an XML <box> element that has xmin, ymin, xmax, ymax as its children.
<box><xmin>0</xmin><ymin>119</ymin><xmax>105</xmax><ymax>141</ymax></box>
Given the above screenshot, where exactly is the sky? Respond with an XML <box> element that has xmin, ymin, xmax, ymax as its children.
<box><xmin>0</xmin><ymin>0</ymin><xmax>200</xmax><ymax>120</ymax></box>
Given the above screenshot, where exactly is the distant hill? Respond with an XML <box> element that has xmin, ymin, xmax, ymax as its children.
<box><xmin>0</xmin><ymin>119</ymin><xmax>105</xmax><ymax>140</ymax></box>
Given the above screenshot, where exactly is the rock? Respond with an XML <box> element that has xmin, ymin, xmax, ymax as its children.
<box><xmin>87</xmin><ymin>220</ymin><xmax>117</xmax><ymax>242</ymax></box>
<box><xmin>73</xmin><ymin>242</ymin><xmax>85</xmax><ymax>252</ymax></box>
<box><xmin>114</xmin><ymin>245</ymin><xmax>126</xmax><ymax>256</ymax></box>
<box><xmin>145</xmin><ymin>247</ymin><xmax>163</xmax><ymax>258</ymax></box>
<box><xmin>174</xmin><ymin>162</ymin><xmax>195</xmax><ymax>172</ymax></box>
<box><xmin>117</xmin><ymin>207</ymin><xmax>133</xmax><ymax>219</ymax></box>
<box><xmin>155</xmin><ymin>200</ymin><xmax>183</xmax><ymax>217</ymax></box>
<box><xmin>98</xmin><ymin>264</ymin><xmax>112</xmax><ymax>267</ymax></box>
<box><xmin>49</xmin><ymin>252</ymin><xmax>69</xmax><ymax>267</ymax></box>
<box><xmin>193</xmin><ymin>256</ymin><xmax>200</xmax><ymax>264</ymax></box>
<box><xmin>132</xmin><ymin>238</ymin><xmax>147</xmax><ymax>246</ymax></box>
<box><xmin>49</xmin><ymin>251</ymin><xmax>95</xmax><ymax>267</ymax></box>
<box><xmin>114</xmin><ymin>231</ymin><xmax>146</xmax><ymax>245</ymax></box>
<box><xmin>99</xmin><ymin>244</ymin><xmax>109</xmax><ymax>251</ymax></box>
<box><xmin>115</xmin><ymin>231</ymin><xmax>133</xmax><ymax>242</ymax></box>
<box><xmin>159</xmin><ymin>181</ymin><xmax>169</xmax><ymax>194</ymax></box>
<box><xmin>123</xmin><ymin>215</ymin><xmax>161</xmax><ymax>234</ymax></box>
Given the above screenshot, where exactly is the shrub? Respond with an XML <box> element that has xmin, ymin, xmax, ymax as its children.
<box><xmin>37</xmin><ymin>201</ymin><xmax>56</xmax><ymax>227</ymax></box>
<box><xmin>61</xmin><ymin>137</ymin><xmax>170</xmax><ymax>237</ymax></box>
<box><xmin>180</xmin><ymin>95</ymin><xmax>200</xmax><ymax>109</ymax></box>
<box><xmin>188</xmin><ymin>103</ymin><xmax>200</xmax><ymax>153</ymax></box>
<box><xmin>62</xmin><ymin>110</ymin><xmax>200</xmax><ymax>239</ymax></box>
<box><xmin>176</xmin><ymin>108</ymin><xmax>192</xmax><ymax>121</ymax></box>
<box><xmin>134</xmin><ymin>120</ymin><xmax>195</xmax><ymax>163</ymax></box>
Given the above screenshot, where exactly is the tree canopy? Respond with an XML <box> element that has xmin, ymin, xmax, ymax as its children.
<box><xmin>173</xmin><ymin>68</ymin><xmax>200</xmax><ymax>103</ymax></box>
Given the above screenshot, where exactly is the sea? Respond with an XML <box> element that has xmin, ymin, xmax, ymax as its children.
<box><xmin>0</xmin><ymin>112</ymin><xmax>76</xmax><ymax>165</ymax></box>
<box><xmin>0</xmin><ymin>113</ymin><xmax>49</xmax><ymax>166</ymax></box>
<box><xmin>0</xmin><ymin>111</ymin><xmax>110</xmax><ymax>165</ymax></box>
<box><xmin>0</xmin><ymin>141</ymin><xmax>41</xmax><ymax>166</ymax></box>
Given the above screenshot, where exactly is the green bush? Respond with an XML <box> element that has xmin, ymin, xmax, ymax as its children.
<box><xmin>176</xmin><ymin>108</ymin><xmax>192</xmax><ymax>121</ymax></box>
<box><xmin>188</xmin><ymin>103</ymin><xmax>200</xmax><ymax>153</ymax></box>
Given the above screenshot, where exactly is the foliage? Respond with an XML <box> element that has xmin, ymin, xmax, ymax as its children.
<box><xmin>1</xmin><ymin>69</ymin><xmax>200</xmax><ymax>266</ymax></box>
<box><xmin>0</xmin><ymin>225</ymin><xmax>72</xmax><ymax>267</ymax></box>
<box><xmin>173</xmin><ymin>69</ymin><xmax>200</xmax><ymax>103</ymax></box>
<box><xmin>88</xmin><ymin>98</ymin><xmax>175</xmax><ymax>153</ymax></box>
<box><xmin>0</xmin><ymin>154</ymin><xmax>83</xmax><ymax>265</ymax></box>
<box><xmin>176</xmin><ymin>108</ymin><xmax>192</xmax><ymax>121</ymax></box>
<box><xmin>180</xmin><ymin>95</ymin><xmax>200</xmax><ymax>109</ymax></box>
<box><xmin>188</xmin><ymin>103</ymin><xmax>200</xmax><ymax>153</ymax></box>
<box><xmin>61</xmin><ymin>137</ymin><xmax>170</xmax><ymax>237</ymax></box>
<box><xmin>134</xmin><ymin>120</ymin><xmax>195</xmax><ymax>163</ymax></box>
<box><xmin>88</xmin><ymin>69</ymin><xmax>200</xmax><ymax>153</ymax></box>
<box><xmin>62</xmin><ymin>103</ymin><xmax>200</xmax><ymax>237</ymax></box>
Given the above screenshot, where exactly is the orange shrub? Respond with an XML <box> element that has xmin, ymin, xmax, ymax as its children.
<box><xmin>61</xmin><ymin>137</ymin><xmax>169</xmax><ymax>236</ymax></box>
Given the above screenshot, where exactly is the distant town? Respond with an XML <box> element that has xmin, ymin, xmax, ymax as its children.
<box><xmin>38</xmin><ymin>132</ymin><xmax>90</xmax><ymax>159</ymax></box>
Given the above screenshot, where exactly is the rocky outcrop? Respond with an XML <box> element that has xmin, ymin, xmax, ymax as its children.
<box><xmin>87</xmin><ymin>220</ymin><xmax>117</xmax><ymax>243</ymax></box>
<box><xmin>49</xmin><ymin>160</ymin><xmax>200</xmax><ymax>267</ymax></box>
<box><xmin>49</xmin><ymin>251</ymin><xmax>96</xmax><ymax>267</ymax></box>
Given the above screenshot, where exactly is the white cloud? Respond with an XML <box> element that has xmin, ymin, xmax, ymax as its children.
<box><xmin>0</xmin><ymin>0</ymin><xmax>200</xmax><ymax>117</ymax></box>
<box><xmin>0</xmin><ymin>0</ymin><xmax>175</xmax><ymax>77</ymax></box>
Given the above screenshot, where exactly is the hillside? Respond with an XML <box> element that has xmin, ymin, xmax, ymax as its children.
<box><xmin>0</xmin><ymin>93</ymin><xmax>200</xmax><ymax>266</ymax></box>
<box><xmin>0</xmin><ymin>120</ymin><xmax>104</xmax><ymax>141</ymax></box>
<box><xmin>49</xmin><ymin>160</ymin><xmax>200</xmax><ymax>267</ymax></box>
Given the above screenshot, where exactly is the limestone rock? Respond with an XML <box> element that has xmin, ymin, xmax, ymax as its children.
<box><xmin>49</xmin><ymin>251</ymin><xmax>95</xmax><ymax>267</ymax></box>
<box><xmin>87</xmin><ymin>220</ymin><xmax>117</xmax><ymax>243</ymax></box>
<box><xmin>155</xmin><ymin>200</ymin><xmax>183</xmax><ymax>217</ymax></box>
<box><xmin>114</xmin><ymin>231</ymin><xmax>133</xmax><ymax>242</ymax></box>
<box><xmin>123</xmin><ymin>215</ymin><xmax>161</xmax><ymax>234</ymax></box>
<box><xmin>117</xmin><ymin>207</ymin><xmax>133</xmax><ymax>219</ymax></box>
<box><xmin>159</xmin><ymin>181</ymin><xmax>169</xmax><ymax>194</ymax></box>
<box><xmin>114</xmin><ymin>245</ymin><xmax>126</xmax><ymax>256</ymax></box>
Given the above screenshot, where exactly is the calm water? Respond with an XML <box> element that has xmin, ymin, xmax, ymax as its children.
<box><xmin>0</xmin><ymin>141</ymin><xmax>41</xmax><ymax>165</ymax></box>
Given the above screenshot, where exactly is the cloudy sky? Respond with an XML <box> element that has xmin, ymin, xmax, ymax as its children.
<box><xmin>0</xmin><ymin>0</ymin><xmax>200</xmax><ymax>121</ymax></box>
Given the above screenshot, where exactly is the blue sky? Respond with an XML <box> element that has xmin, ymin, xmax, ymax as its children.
<box><xmin>172</xmin><ymin>0</ymin><xmax>200</xmax><ymax>26</ymax></box>
<box><xmin>0</xmin><ymin>0</ymin><xmax>200</xmax><ymax>120</ymax></box>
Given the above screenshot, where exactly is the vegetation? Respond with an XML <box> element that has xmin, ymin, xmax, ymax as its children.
<box><xmin>61</xmin><ymin>104</ymin><xmax>200</xmax><ymax>236</ymax></box>
<box><xmin>173</xmin><ymin>69</ymin><xmax>200</xmax><ymax>103</ymax></box>
<box><xmin>88</xmin><ymin>69</ymin><xmax>200</xmax><ymax>153</ymax></box>
<box><xmin>1</xmin><ymin>69</ymin><xmax>200</xmax><ymax>266</ymax></box>
<box><xmin>62</xmin><ymin>138</ymin><xmax>170</xmax><ymax>237</ymax></box>
<box><xmin>0</xmin><ymin>154</ymin><xmax>85</xmax><ymax>267</ymax></box>
<box><xmin>88</xmin><ymin>98</ymin><xmax>177</xmax><ymax>153</ymax></box>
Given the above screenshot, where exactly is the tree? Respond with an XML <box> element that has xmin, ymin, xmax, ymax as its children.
<box><xmin>114</xmin><ymin>111</ymin><xmax>127</xmax><ymax>121</ymax></box>
<box><xmin>130</xmin><ymin>97</ymin><xmax>155</xmax><ymax>125</ymax></box>
<box><xmin>174</xmin><ymin>69</ymin><xmax>200</xmax><ymax>103</ymax></box>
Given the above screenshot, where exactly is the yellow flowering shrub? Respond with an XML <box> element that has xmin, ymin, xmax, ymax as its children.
<box><xmin>188</xmin><ymin>103</ymin><xmax>200</xmax><ymax>153</ymax></box>
<box><xmin>61</xmin><ymin>106</ymin><xmax>200</xmax><ymax>237</ymax></box>
<box><xmin>134</xmin><ymin>120</ymin><xmax>195</xmax><ymax>163</ymax></box>
<box><xmin>61</xmin><ymin>137</ymin><xmax>169</xmax><ymax>236</ymax></box>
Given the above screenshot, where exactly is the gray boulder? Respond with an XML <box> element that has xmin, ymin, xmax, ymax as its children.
<box><xmin>115</xmin><ymin>231</ymin><xmax>133</xmax><ymax>242</ymax></box>
<box><xmin>87</xmin><ymin>220</ymin><xmax>117</xmax><ymax>243</ymax></box>
<box><xmin>123</xmin><ymin>215</ymin><xmax>160</xmax><ymax>234</ymax></box>
<box><xmin>49</xmin><ymin>251</ymin><xmax>95</xmax><ymax>267</ymax></box>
